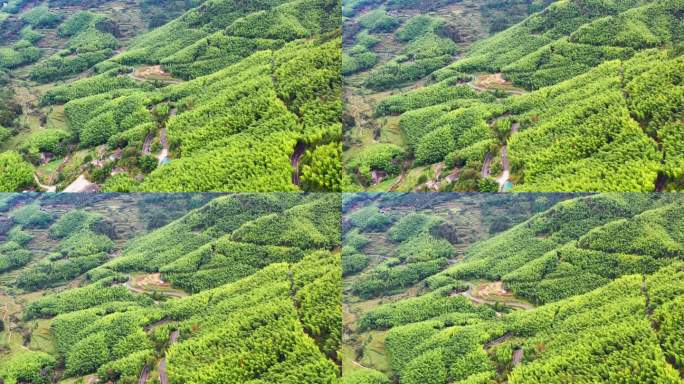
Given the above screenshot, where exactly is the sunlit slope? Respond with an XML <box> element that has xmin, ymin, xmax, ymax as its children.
<box><xmin>0</xmin><ymin>194</ymin><xmax>342</xmax><ymax>383</ymax></box>
<box><xmin>0</xmin><ymin>0</ymin><xmax>343</xmax><ymax>192</ymax></box>
<box><xmin>342</xmin><ymin>193</ymin><xmax>684</xmax><ymax>384</ymax></box>
<box><xmin>344</xmin><ymin>0</ymin><xmax>683</xmax><ymax>192</ymax></box>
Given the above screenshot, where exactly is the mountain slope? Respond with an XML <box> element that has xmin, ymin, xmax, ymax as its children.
<box><xmin>0</xmin><ymin>193</ymin><xmax>342</xmax><ymax>383</ymax></box>
<box><xmin>0</xmin><ymin>0</ymin><xmax>343</xmax><ymax>193</ymax></box>
<box><xmin>342</xmin><ymin>193</ymin><xmax>684</xmax><ymax>384</ymax></box>
<box><xmin>343</xmin><ymin>0</ymin><xmax>684</xmax><ymax>193</ymax></box>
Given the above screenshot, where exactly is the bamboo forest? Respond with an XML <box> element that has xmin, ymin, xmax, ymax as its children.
<box><xmin>342</xmin><ymin>193</ymin><xmax>684</xmax><ymax>384</ymax></box>
<box><xmin>343</xmin><ymin>0</ymin><xmax>684</xmax><ymax>193</ymax></box>
<box><xmin>0</xmin><ymin>0</ymin><xmax>343</xmax><ymax>192</ymax></box>
<box><xmin>1</xmin><ymin>0</ymin><xmax>684</xmax><ymax>383</ymax></box>
<box><xmin>0</xmin><ymin>193</ymin><xmax>342</xmax><ymax>383</ymax></box>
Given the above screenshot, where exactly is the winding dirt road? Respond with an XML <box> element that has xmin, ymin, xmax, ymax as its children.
<box><xmin>159</xmin><ymin>330</ymin><xmax>179</xmax><ymax>384</ymax></box>
<box><xmin>63</xmin><ymin>174</ymin><xmax>97</xmax><ymax>193</ymax></box>
<box><xmin>142</xmin><ymin>132</ymin><xmax>154</xmax><ymax>155</ymax></box>
<box><xmin>482</xmin><ymin>153</ymin><xmax>493</xmax><ymax>178</ymax></box>
<box><xmin>138</xmin><ymin>364</ymin><xmax>150</xmax><ymax>384</ymax></box>
<box><xmin>496</xmin><ymin>123</ymin><xmax>520</xmax><ymax>192</ymax></box>
<box><xmin>157</xmin><ymin>128</ymin><xmax>169</xmax><ymax>164</ymax></box>
<box><xmin>496</xmin><ymin>147</ymin><xmax>510</xmax><ymax>192</ymax></box>
<box><xmin>291</xmin><ymin>142</ymin><xmax>306</xmax><ymax>186</ymax></box>
<box><xmin>33</xmin><ymin>174</ymin><xmax>56</xmax><ymax>193</ymax></box>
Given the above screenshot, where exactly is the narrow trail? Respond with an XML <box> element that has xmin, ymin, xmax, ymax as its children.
<box><xmin>33</xmin><ymin>174</ymin><xmax>56</xmax><ymax>193</ymax></box>
<box><xmin>425</xmin><ymin>163</ymin><xmax>444</xmax><ymax>191</ymax></box>
<box><xmin>291</xmin><ymin>142</ymin><xmax>306</xmax><ymax>186</ymax></box>
<box><xmin>482</xmin><ymin>153</ymin><xmax>493</xmax><ymax>178</ymax></box>
<box><xmin>33</xmin><ymin>151</ymin><xmax>72</xmax><ymax>192</ymax></box>
<box><xmin>512</xmin><ymin>348</ymin><xmax>524</xmax><ymax>366</ymax></box>
<box><xmin>159</xmin><ymin>330</ymin><xmax>179</xmax><ymax>384</ymax></box>
<box><xmin>2</xmin><ymin>302</ymin><xmax>10</xmax><ymax>343</ymax></box>
<box><xmin>156</xmin><ymin>108</ymin><xmax>175</xmax><ymax>165</ymax></box>
<box><xmin>351</xmin><ymin>359</ymin><xmax>371</xmax><ymax>370</ymax></box>
<box><xmin>138</xmin><ymin>363</ymin><xmax>150</xmax><ymax>384</ymax></box>
<box><xmin>63</xmin><ymin>174</ymin><xmax>97</xmax><ymax>193</ymax></box>
<box><xmin>157</xmin><ymin>128</ymin><xmax>169</xmax><ymax>164</ymax></box>
<box><xmin>496</xmin><ymin>146</ymin><xmax>510</xmax><ymax>192</ymax></box>
<box><xmin>444</xmin><ymin>168</ymin><xmax>459</xmax><ymax>184</ymax></box>
<box><xmin>484</xmin><ymin>332</ymin><xmax>512</xmax><ymax>350</ymax></box>
<box><xmin>142</xmin><ymin>132</ymin><xmax>154</xmax><ymax>155</ymax></box>
<box><xmin>495</xmin><ymin>123</ymin><xmax>519</xmax><ymax>192</ymax></box>
<box><xmin>389</xmin><ymin>159</ymin><xmax>411</xmax><ymax>192</ymax></box>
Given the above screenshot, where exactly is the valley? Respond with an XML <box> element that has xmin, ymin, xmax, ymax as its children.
<box><xmin>0</xmin><ymin>0</ymin><xmax>343</xmax><ymax>193</ymax></box>
<box><xmin>343</xmin><ymin>0</ymin><xmax>684</xmax><ymax>193</ymax></box>
<box><xmin>0</xmin><ymin>193</ymin><xmax>342</xmax><ymax>383</ymax></box>
<box><xmin>342</xmin><ymin>193</ymin><xmax>684</xmax><ymax>383</ymax></box>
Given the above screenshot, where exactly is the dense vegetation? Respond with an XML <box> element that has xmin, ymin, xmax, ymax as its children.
<box><xmin>343</xmin><ymin>193</ymin><xmax>684</xmax><ymax>384</ymax></box>
<box><xmin>0</xmin><ymin>193</ymin><xmax>342</xmax><ymax>383</ymax></box>
<box><xmin>0</xmin><ymin>0</ymin><xmax>343</xmax><ymax>193</ymax></box>
<box><xmin>343</xmin><ymin>0</ymin><xmax>684</xmax><ymax>193</ymax></box>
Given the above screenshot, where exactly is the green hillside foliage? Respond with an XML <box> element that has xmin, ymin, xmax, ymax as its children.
<box><xmin>18</xmin><ymin>129</ymin><xmax>70</xmax><ymax>163</ymax></box>
<box><xmin>0</xmin><ymin>240</ymin><xmax>33</xmax><ymax>272</ymax></box>
<box><xmin>432</xmin><ymin>193</ymin><xmax>683</xmax><ymax>304</ymax></box>
<box><xmin>95</xmin><ymin>194</ymin><xmax>292</xmax><ymax>272</ymax></box>
<box><xmin>506</xmin><ymin>50</ymin><xmax>683</xmax><ymax>192</ymax></box>
<box><xmin>346</xmin><ymin>144</ymin><xmax>406</xmax><ymax>184</ymax></box>
<box><xmin>378</xmin><ymin>48</ymin><xmax>682</xmax><ymax>191</ymax></box>
<box><xmin>344</xmin><ymin>194</ymin><xmax>684</xmax><ymax>384</ymax></box>
<box><xmin>0</xmin><ymin>0</ymin><xmax>342</xmax><ymax>192</ymax></box>
<box><xmin>347</xmin><ymin>205</ymin><xmax>392</xmax><ymax>232</ymax></box>
<box><xmin>0</xmin><ymin>351</ymin><xmax>56</xmax><ymax>384</ymax></box>
<box><xmin>163</xmin><ymin>250</ymin><xmax>341</xmax><ymax>382</ymax></box>
<box><xmin>345</xmin><ymin>0</ymin><xmax>684</xmax><ymax>192</ymax></box>
<box><xmin>10</xmin><ymin>203</ymin><xmax>53</xmax><ymax>228</ymax></box>
<box><xmin>48</xmin><ymin>209</ymin><xmax>104</xmax><ymax>239</ymax></box>
<box><xmin>0</xmin><ymin>151</ymin><xmax>34</xmax><ymax>191</ymax></box>
<box><xmin>51</xmin><ymin>35</ymin><xmax>342</xmax><ymax>192</ymax></box>
<box><xmin>436</xmin><ymin>0</ymin><xmax>667</xmax><ymax>83</ymax></box>
<box><xmin>0</xmin><ymin>194</ymin><xmax>342</xmax><ymax>382</ymax></box>
<box><xmin>346</xmin><ymin>206</ymin><xmax>457</xmax><ymax>299</ymax></box>
<box><xmin>364</xmin><ymin>264</ymin><xmax>684</xmax><ymax>384</ymax></box>
<box><xmin>343</xmin><ymin>31</ymin><xmax>380</xmax><ymax>75</ymax></box>
<box><xmin>0</xmin><ymin>41</ymin><xmax>39</xmax><ymax>69</ymax></box>
<box><xmin>20</xmin><ymin>5</ymin><xmax>62</xmax><ymax>28</ymax></box>
<box><xmin>360</xmin><ymin>286</ymin><xmax>494</xmax><ymax>330</ymax></box>
<box><xmin>29</xmin><ymin>11</ymin><xmax>119</xmax><ymax>83</ymax></box>
<box><xmin>343</xmin><ymin>369</ymin><xmax>391</xmax><ymax>384</ymax></box>
<box><xmin>365</xmin><ymin>15</ymin><xmax>458</xmax><ymax>90</ymax></box>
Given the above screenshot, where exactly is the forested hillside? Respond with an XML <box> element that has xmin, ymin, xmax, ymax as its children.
<box><xmin>342</xmin><ymin>193</ymin><xmax>684</xmax><ymax>384</ymax></box>
<box><xmin>0</xmin><ymin>0</ymin><xmax>342</xmax><ymax>193</ymax></box>
<box><xmin>343</xmin><ymin>0</ymin><xmax>684</xmax><ymax>193</ymax></box>
<box><xmin>0</xmin><ymin>193</ymin><xmax>342</xmax><ymax>383</ymax></box>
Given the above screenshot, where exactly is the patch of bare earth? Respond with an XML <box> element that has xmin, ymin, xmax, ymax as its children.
<box><xmin>134</xmin><ymin>65</ymin><xmax>176</xmax><ymax>82</ymax></box>
<box><xmin>475</xmin><ymin>73</ymin><xmax>509</xmax><ymax>88</ymax></box>
<box><xmin>135</xmin><ymin>273</ymin><xmax>168</xmax><ymax>288</ymax></box>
